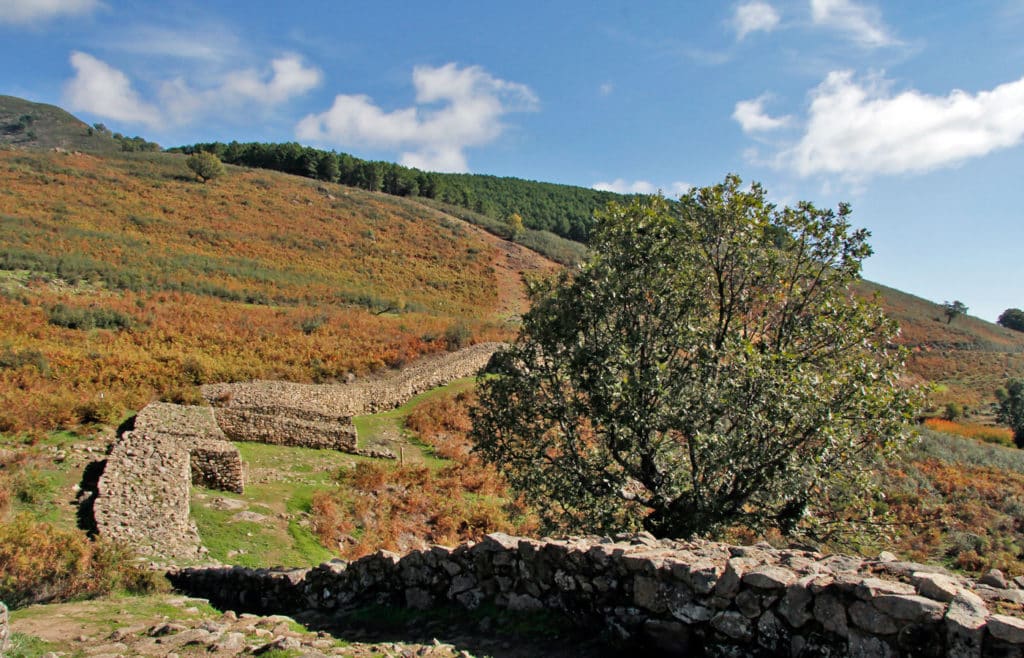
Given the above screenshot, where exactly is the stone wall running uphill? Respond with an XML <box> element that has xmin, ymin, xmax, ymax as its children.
<box><xmin>94</xmin><ymin>345</ymin><xmax>501</xmax><ymax>561</ymax></box>
<box><xmin>201</xmin><ymin>342</ymin><xmax>501</xmax><ymax>451</ymax></box>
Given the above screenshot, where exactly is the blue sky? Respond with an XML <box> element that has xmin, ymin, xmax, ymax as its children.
<box><xmin>1</xmin><ymin>0</ymin><xmax>1022</xmax><ymax>321</ymax></box>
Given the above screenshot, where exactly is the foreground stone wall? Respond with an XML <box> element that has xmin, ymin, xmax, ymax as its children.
<box><xmin>201</xmin><ymin>342</ymin><xmax>501</xmax><ymax>451</ymax></box>
<box><xmin>170</xmin><ymin>532</ymin><xmax>1024</xmax><ymax>656</ymax></box>
<box><xmin>94</xmin><ymin>403</ymin><xmax>243</xmax><ymax>561</ymax></box>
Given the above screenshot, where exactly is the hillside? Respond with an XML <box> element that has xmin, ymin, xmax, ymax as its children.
<box><xmin>863</xmin><ymin>281</ymin><xmax>1024</xmax><ymax>408</ymax></box>
<box><xmin>176</xmin><ymin>140</ymin><xmax>624</xmax><ymax>242</ymax></box>
<box><xmin>0</xmin><ymin>148</ymin><xmax>556</xmax><ymax>432</ymax></box>
<box><xmin>0</xmin><ymin>95</ymin><xmax>128</xmax><ymax>153</ymax></box>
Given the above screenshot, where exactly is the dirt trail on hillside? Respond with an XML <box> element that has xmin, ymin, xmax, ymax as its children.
<box><xmin>488</xmin><ymin>238</ymin><xmax>559</xmax><ymax>322</ymax></box>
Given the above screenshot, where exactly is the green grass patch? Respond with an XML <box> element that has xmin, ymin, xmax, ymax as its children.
<box><xmin>4</xmin><ymin>633</ymin><xmax>68</xmax><ymax>658</ymax></box>
<box><xmin>353</xmin><ymin>377</ymin><xmax>475</xmax><ymax>468</ymax></box>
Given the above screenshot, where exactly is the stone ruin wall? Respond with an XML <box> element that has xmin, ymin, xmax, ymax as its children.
<box><xmin>93</xmin><ymin>403</ymin><xmax>242</xmax><ymax>561</ymax></box>
<box><xmin>93</xmin><ymin>345</ymin><xmax>501</xmax><ymax>560</ymax></box>
<box><xmin>93</xmin><ymin>429</ymin><xmax>203</xmax><ymax>561</ymax></box>
<box><xmin>201</xmin><ymin>342</ymin><xmax>501</xmax><ymax>451</ymax></box>
<box><xmin>171</xmin><ymin>532</ymin><xmax>1024</xmax><ymax>657</ymax></box>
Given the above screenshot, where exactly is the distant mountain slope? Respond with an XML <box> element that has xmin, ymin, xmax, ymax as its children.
<box><xmin>0</xmin><ymin>149</ymin><xmax>556</xmax><ymax>432</ymax></box>
<box><xmin>0</xmin><ymin>95</ymin><xmax>122</xmax><ymax>153</ymax></box>
<box><xmin>176</xmin><ymin>141</ymin><xmax>624</xmax><ymax>241</ymax></box>
<box><xmin>3</xmin><ymin>94</ymin><xmax>1020</xmax><ymax>423</ymax></box>
<box><xmin>862</xmin><ymin>281</ymin><xmax>1024</xmax><ymax>407</ymax></box>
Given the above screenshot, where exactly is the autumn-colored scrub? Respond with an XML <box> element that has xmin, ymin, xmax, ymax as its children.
<box><xmin>312</xmin><ymin>386</ymin><xmax>535</xmax><ymax>559</ymax></box>
<box><xmin>864</xmin><ymin>429</ymin><xmax>1024</xmax><ymax>576</ymax></box>
<box><xmin>404</xmin><ymin>388</ymin><xmax>477</xmax><ymax>460</ymax></box>
<box><xmin>923</xmin><ymin>418</ymin><xmax>1014</xmax><ymax>446</ymax></box>
<box><xmin>311</xmin><ymin>461</ymin><xmax>535</xmax><ymax>559</ymax></box>
<box><xmin>0</xmin><ymin>150</ymin><xmax>554</xmax><ymax>432</ymax></box>
<box><xmin>861</xmin><ymin>281</ymin><xmax>1024</xmax><ymax>406</ymax></box>
<box><xmin>0</xmin><ymin>515</ymin><xmax>164</xmax><ymax>609</ymax></box>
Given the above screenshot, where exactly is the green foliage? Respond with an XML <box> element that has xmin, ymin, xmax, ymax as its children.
<box><xmin>111</xmin><ymin>132</ymin><xmax>160</xmax><ymax>152</ymax></box>
<box><xmin>942</xmin><ymin>402</ymin><xmax>964</xmax><ymax>421</ymax></box>
<box><xmin>0</xmin><ymin>347</ymin><xmax>49</xmax><ymax>375</ymax></box>
<box><xmin>998</xmin><ymin>308</ymin><xmax>1024</xmax><ymax>332</ymax></box>
<box><xmin>185</xmin><ymin>151</ymin><xmax>224</xmax><ymax>183</ymax></box>
<box><xmin>942</xmin><ymin>299</ymin><xmax>968</xmax><ymax>324</ymax></box>
<box><xmin>46</xmin><ymin>304</ymin><xmax>135</xmax><ymax>331</ymax></box>
<box><xmin>5</xmin><ymin>632</ymin><xmax>61</xmax><ymax>658</ymax></box>
<box><xmin>996</xmin><ymin>378</ymin><xmax>1024</xmax><ymax>448</ymax></box>
<box><xmin>472</xmin><ymin>175</ymin><xmax>918</xmax><ymax>539</ymax></box>
<box><xmin>443</xmin><ymin>321</ymin><xmax>472</xmax><ymax>351</ymax></box>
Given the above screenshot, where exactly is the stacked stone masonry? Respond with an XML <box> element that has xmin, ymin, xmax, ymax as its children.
<box><xmin>94</xmin><ymin>345</ymin><xmax>500</xmax><ymax>560</ymax></box>
<box><xmin>201</xmin><ymin>342</ymin><xmax>501</xmax><ymax>451</ymax></box>
<box><xmin>93</xmin><ymin>402</ymin><xmax>243</xmax><ymax>561</ymax></box>
<box><xmin>170</xmin><ymin>532</ymin><xmax>1024</xmax><ymax>657</ymax></box>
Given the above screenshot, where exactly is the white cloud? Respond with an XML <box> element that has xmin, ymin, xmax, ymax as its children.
<box><xmin>62</xmin><ymin>52</ymin><xmax>321</xmax><ymax>129</ymax></box>
<box><xmin>592</xmin><ymin>179</ymin><xmax>692</xmax><ymax>196</ymax></box>
<box><xmin>296</xmin><ymin>63</ymin><xmax>538</xmax><ymax>172</ymax></box>
<box><xmin>102</xmin><ymin>25</ymin><xmax>244</xmax><ymax>63</ymax></box>
<box><xmin>733</xmin><ymin>94</ymin><xmax>791</xmax><ymax>132</ymax></box>
<box><xmin>219</xmin><ymin>55</ymin><xmax>322</xmax><ymax>104</ymax></box>
<box><xmin>0</xmin><ymin>0</ymin><xmax>100</xmax><ymax>24</ymax></box>
<box><xmin>733</xmin><ymin>1</ymin><xmax>780</xmax><ymax>40</ymax></box>
<box><xmin>63</xmin><ymin>51</ymin><xmax>161</xmax><ymax>127</ymax></box>
<box><xmin>599</xmin><ymin>82</ymin><xmax>614</xmax><ymax>96</ymax></box>
<box><xmin>778</xmin><ymin>70</ymin><xmax>1024</xmax><ymax>179</ymax></box>
<box><xmin>810</xmin><ymin>0</ymin><xmax>895</xmax><ymax>47</ymax></box>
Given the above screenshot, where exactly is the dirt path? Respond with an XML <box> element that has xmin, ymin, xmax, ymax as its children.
<box><xmin>8</xmin><ymin>594</ymin><xmax>473</xmax><ymax>657</ymax></box>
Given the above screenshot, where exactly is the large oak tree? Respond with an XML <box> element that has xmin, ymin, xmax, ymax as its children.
<box><xmin>471</xmin><ymin>175</ymin><xmax>917</xmax><ymax>539</ymax></box>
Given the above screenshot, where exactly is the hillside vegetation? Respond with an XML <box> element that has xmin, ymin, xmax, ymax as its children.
<box><xmin>0</xmin><ymin>148</ymin><xmax>555</xmax><ymax>432</ymax></box>
<box><xmin>0</xmin><ymin>95</ymin><xmax>149</xmax><ymax>154</ymax></box>
<box><xmin>176</xmin><ymin>141</ymin><xmax>623</xmax><ymax>241</ymax></box>
<box><xmin>862</xmin><ymin>282</ymin><xmax>1024</xmax><ymax>408</ymax></box>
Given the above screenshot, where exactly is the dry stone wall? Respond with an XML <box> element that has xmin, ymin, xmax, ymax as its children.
<box><xmin>94</xmin><ymin>345</ymin><xmax>499</xmax><ymax>561</ymax></box>
<box><xmin>201</xmin><ymin>343</ymin><xmax>501</xmax><ymax>451</ymax></box>
<box><xmin>170</xmin><ymin>532</ymin><xmax>1024</xmax><ymax>657</ymax></box>
<box><xmin>0</xmin><ymin>601</ymin><xmax>9</xmax><ymax>655</ymax></box>
<box><xmin>93</xmin><ymin>403</ymin><xmax>242</xmax><ymax>561</ymax></box>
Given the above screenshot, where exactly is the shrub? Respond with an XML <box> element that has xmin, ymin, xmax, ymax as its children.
<box><xmin>0</xmin><ymin>347</ymin><xmax>49</xmax><ymax>375</ymax></box>
<box><xmin>0</xmin><ymin>515</ymin><xmax>162</xmax><ymax>609</ymax></box>
<box><xmin>299</xmin><ymin>314</ymin><xmax>328</xmax><ymax>335</ymax></box>
<box><xmin>47</xmin><ymin>304</ymin><xmax>134</xmax><ymax>331</ymax></box>
<box><xmin>185</xmin><ymin>152</ymin><xmax>224</xmax><ymax>183</ymax></box>
<box><xmin>443</xmin><ymin>322</ymin><xmax>472</xmax><ymax>351</ymax></box>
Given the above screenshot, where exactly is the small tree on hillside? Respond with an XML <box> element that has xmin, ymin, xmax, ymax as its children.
<box><xmin>996</xmin><ymin>379</ymin><xmax>1024</xmax><ymax>448</ymax></box>
<box><xmin>997</xmin><ymin>308</ymin><xmax>1024</xmax><ymax>333</ymax></box>
<box><xmin>186</xmin><ymin>152</ymin><xmax>224</xmax><ymax>183</ymax></box>
<box><xmin>472</xmin><ymin>175</ymin><xmax>917</xmax><ymax>539</ymax></box>
<box><xmin>506</xmin><ymin>212</ymin><xmax>524</xmax><ymax>239</ymax></box>
<box><xmin>942</xmin><ymin>300</ymin><xmax>968</xmax><ymax>324</ymax></box>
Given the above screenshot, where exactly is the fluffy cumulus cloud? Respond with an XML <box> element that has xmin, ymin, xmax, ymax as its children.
<box><xmin>733</xmin><ymin>1</ymin><xmax>780</xmax><ymax>40</ymax></box>
<box><xmin>809</xmin><ymin>0</ymin><xmax>895</xmax><ymax>47</ymax></box>
<box><xmin>778</xmin><ymin>71</ymin><xmax>1024</xmax><ymax>179</ymax></box>
<box><xmin>592</xmin><ymin>179</ymin><xmax>693</xmax><ymax>196</ymax></box>
<box><xmin>733</xmin><ymin>94</ymin><xmax>790</xmax><ymax>132</ymax></box>
<box><xmin>296</xmin><ymin>63</ymin><xmax>538</xmax><ymax>172</ymax></box>
<box><xmin>62</xmin><ymin>52</ymin><xmax>321</xmax><ymax>128</ymax></box>
<box><xmin>64</xmin><ymin>51</ymin><xmax>162</xmax><ymax>127</ymax></box>
<box><xmin>0</xmin><ymin>0</ymin><xmax>100</xmax><ymax>24</ymax></box>
<box><xmin>161</xmin><ymin>54</ymin><xmax>322</xmax><ymax>122</ymax></box>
